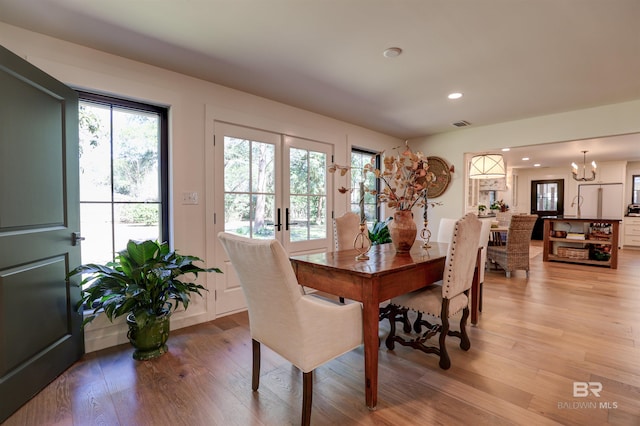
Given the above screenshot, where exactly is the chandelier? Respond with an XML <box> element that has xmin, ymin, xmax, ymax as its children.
<box><xmin>571</xmin><ymin>150</ymin><xmax>596</xmax><ymax>182</ymax></box>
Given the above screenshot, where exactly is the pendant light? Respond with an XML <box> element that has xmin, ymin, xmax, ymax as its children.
<box><xmin>469</xmin><ymin>154</ymin><xmax>506</xmax><ymax>179</ymax></box>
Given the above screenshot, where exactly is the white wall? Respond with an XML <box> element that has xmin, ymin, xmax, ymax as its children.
<box><xmin>0</xmin><ymin>23</ymin><xmax>401</xmax><ymax>351</ymax></box>
<box><xmin>410</xmin><ymin>101</ymin><xmax>640</xmax><ymax>232</ymax></box>
<box><xmin>4</xmin><ymin>21</ymin><xmax>640</xmax><ymax>350</ymax></box>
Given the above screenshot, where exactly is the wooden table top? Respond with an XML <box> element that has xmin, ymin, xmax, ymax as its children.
<box><xmin>290</xmin><ymin>241</ymin><xmax>449</xmax><ymax>278</ymax></box>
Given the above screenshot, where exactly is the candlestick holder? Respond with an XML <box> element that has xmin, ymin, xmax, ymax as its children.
<box><xmin>421</xmin><ymin>220</ymin><xmax>432</xmax><ymax>249</ymax></box>
<box><xmin>353</xmin><ymin>222</ymin><xmax>372</xmax><ymax>260</ymax></box>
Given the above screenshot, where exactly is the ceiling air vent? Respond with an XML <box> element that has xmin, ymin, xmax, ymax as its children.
<box><xmin>452</xmin><ymin>120</ymin><xmax>471</xmax><ymax>127</ymax></box>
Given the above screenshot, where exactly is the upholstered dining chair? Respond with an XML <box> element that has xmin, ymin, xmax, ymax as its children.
<box><xmin>477</xmin><ymin>218</ymin><xmax>492</xmax><ymax>311</ymax></box>
<box><xmin>333</xmin><ymin>211</ymin><xmax>360</xmax><ymax>303</ymax></box>
<box><xmin>217</xmin><ymin>232</ymin><xmax>363</xmax><ymax>426</ymax></box>
<box><xmin>436</xmin><ymin>217</ymin><xmax>456</xmax><ymax>243</ymax></box>
<box><xmin>333</xmin><ymin>211</ymin><xmax>361</xmax><ymax>251</ymax></box>
<box><xmin>486</xmin><ymin>214</ymin><xmax>538</xmax><ymax>277</ymax></box>
<box><xmin>436</xmin><ymin>216</ymin><xmax>490</xmax><ymax>310</ymax></box>
<box><xmin>384</xmin><ymin>213</ymin><xmax>482</xmax><ymax>370</ymax></box>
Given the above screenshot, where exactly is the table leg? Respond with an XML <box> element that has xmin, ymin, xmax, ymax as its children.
<box><xmin>361</xmin><ymin>292</ymin><xmax>379</xmax><ymax>409</ymax></box>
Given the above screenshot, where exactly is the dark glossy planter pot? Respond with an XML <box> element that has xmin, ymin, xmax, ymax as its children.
<box><xmin>126</xmin><ymin>313</ymin><xmax>170</xmax><ymax>361</ymax></box>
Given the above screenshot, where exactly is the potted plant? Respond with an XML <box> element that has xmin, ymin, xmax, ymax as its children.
<box><xmin>368</xmin><ymin>217</ymin><xmax>393</xmax><ymax>245</ymax></box>
<box><xmin>478</xmin><ymin>204</ymin><xmax>487</xmax><ymax>215</ymax></box>
<box><xmin>69</xmin><ymin>239</ymin><xmax>222</xmax><ymax>360</ymax></box>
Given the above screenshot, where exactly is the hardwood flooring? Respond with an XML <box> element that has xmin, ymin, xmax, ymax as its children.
<box><xmin>4</xmin><ymin>243</ymin><xmax>640</xmax><ymax>425</ymax></box>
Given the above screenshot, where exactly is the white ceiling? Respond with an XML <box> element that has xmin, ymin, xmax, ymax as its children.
<box><xmin>1</xmin><ymin>0</ymin><xmax>639</xmax><ymax>165</ymax></box>
<box><xmin>492</xmin><ymin>132</ymin><xmax>640</xmax><ymax>170</ymax></box>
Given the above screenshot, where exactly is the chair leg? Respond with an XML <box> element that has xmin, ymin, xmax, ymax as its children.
<box><xmin>505</xmin><ymin>271</ymin><xmax>511</xmax><ymax>278</ymax></box>
<box><xmin>458</xmin><ymin>306</ymin><xmax>471</xmax><ymax>351</ymax></box>
<box><xmin>302</xmin><ymin>371</ymin><xmax>312</xmax><ymax>426</ymax></box>
<box><xmin>252</xmin><ymin>339</ymin><xmax>260</xmax><ymax>391</ymax></box>
<box><xmin>385</xmin><ymin>304</ymin><xmax>399</xmax><ymax>350</ymax></box>
<box><xmin>438</xmin><ymin>300</ymin><xmax>451</xmax><ymax>370</ymax></box>
<box><xmin>479</xmin><ymin>282</ymin><xmax>483</xmax><ymax>312</ymax></box>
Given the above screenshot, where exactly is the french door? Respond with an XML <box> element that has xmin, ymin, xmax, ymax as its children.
<box><xmin>213</xmin><ymin>122</ymin><xmax>332</xmax><ymax>314</ymax></box>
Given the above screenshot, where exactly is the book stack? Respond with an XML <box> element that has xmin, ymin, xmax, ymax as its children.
<box><xmin>566</xmin><ymin>232</ymin><xmax>586</xmax><ymax>240</ymax></box>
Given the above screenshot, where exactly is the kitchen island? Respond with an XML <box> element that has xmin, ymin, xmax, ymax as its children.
<box><xmin>543</xmin><ymin>217</ymin><xmax>620</xmax><ymax>269</ymax></box>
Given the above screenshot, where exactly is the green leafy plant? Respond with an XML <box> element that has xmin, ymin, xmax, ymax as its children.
<box><xmin>369</xmin><ymin>217</ymin><xmax>392</xmax><ymax>245</ymax></box>
<box><xmin>69</xmin><ymin>239</ymin><xmax>222</xmax><ymax>328</ymax></box>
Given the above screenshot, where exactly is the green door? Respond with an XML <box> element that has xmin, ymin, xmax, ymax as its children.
<box><xmin>0</xmin><ymin>45</ymin><xmax>83</xmax><ymax>422</ymax></box>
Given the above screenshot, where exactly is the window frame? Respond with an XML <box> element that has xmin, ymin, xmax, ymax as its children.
<box><xmin>77</xmin><ymin>90</ymin><xmax>169</xmax><ymax>260</ymax></box>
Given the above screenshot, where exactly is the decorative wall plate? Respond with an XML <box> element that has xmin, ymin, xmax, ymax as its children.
<box><xmin>427</xmin><ymin>156</ymin><xmax>451</xmax><ymax>198</ymax></box>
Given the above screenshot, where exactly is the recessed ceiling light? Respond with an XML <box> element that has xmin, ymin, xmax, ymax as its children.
<box><xmin>534</xmin><ymin>163</ymin><xmax>541</xmax><ymax>167</ymax></box>
<box><xmin>522</xmin><ymin>157</ymin><xmax>530</xmax><ymax>161</ymax></box>
<box><xmin>501</xmin><ymin>148</ymin><xmax>510</xmax><ymax>152</ymax></box>
<box><xmin>448</xmin><ymin>92</ymin><xmax>463</xmax><ymax>100</ymax></box>
<box><xmin>383</xmin><ymin>47</ymin><xmax>402</xmax><ymax>58</ymax></box>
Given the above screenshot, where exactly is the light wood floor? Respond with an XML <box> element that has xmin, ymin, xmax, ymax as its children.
<box><xmin>5</xmin><ymin>243</ymin><xmax>640</xmax><ymax>425</ymax></box>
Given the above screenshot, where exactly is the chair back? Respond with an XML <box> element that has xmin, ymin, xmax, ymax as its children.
<box><xmin>442</xmin><ymin>213</ymin><xmax>482</xmax><ymax>299</ymax></box>
<box><xmin>478</xmin><ymin>218</ymin><xmax>492</xmax><ymax>284</ymax></box>
<box><xmin>505</xmin><ymin>215</ymin><xmax>538</xmax><ymax>253</ymax></box>
<box><xmin>496</xmin><ymin>211</ymin><xmax>512</xmax><ymax>227</ymax></box>
<box><xmin>333</xmin><ymin>212</ymin><xmax>360</xmax><ymax>251</ymax></box>
<box><xmin>217</xmin><ymin>232</ymin><xmax>305</xmax><ymax>350</ymax></box>
<box><xmin>437</xmin><ymin>217</ymin><xmax>457</xmax><ymax>243</ymax></box>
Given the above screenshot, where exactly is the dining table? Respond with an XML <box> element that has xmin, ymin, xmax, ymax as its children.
<box><xmin>290</xmin><ymin>241</ymin><xmax>481</xmax><ymax>410</ymax></box>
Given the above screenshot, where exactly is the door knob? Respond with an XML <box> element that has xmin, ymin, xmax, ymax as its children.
<box><xmin>71</xmin><ymin>232</ymin><xmax>86</xmax><ymax>246</ymax></box>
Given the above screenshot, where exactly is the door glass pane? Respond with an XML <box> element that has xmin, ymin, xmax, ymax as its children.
<box><xmin>289</xmin><ymin>147</ymin><xmax>327</xmax><ymax>242</ymax></box>
<box><xmin>536</xmin><ymin>183</ymin><xmax>558</xmax><ymax>211</ymax></box>
<box><xmin>633</xmin><ymin>175</ymin><xmax>640</xmax><ymax>204</ymax></box>
<box><xmin>224</xmin><ymin>137</ymin><xmax>275</xmax><ymax>239</ymax></box>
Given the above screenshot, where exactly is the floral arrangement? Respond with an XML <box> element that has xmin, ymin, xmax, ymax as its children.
<box><xmin>490</xmin><ymin>199</ymin><xmax>508</xmax><ymax>211</ymax></box>
<box><xmin>363</xmin><ymin>142</ymin><xmax>441</xmax><ymax>211</ymax></box>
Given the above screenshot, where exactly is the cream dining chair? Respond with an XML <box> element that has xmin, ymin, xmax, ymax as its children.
<box><xmin>218</xmin><ymin>232</ymin><xmax>363</xmax><ymax>426</ymax></box>
<box><xmin>333</xmin><ymin>211</ymin><xmax>361</xmax><ymax>251</ymax></box>
<box><xmin>333</xmin><ymin>211</ymin><xmax>360</xmax><ymax>303</ymax></box>
<box><xmin>436</xmin><ymin>216</ymin><xmax>490</xmax><ymax>310</ymax></box>
<box><xmin>384</xmin><ymin>213</ymin><xmax>482</xmax><ymax>369</ymax></box>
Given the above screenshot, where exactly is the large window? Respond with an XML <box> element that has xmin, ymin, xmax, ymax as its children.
<box><xmin>78</xmin><ymin>92</ymin><xmax>168</xmax><ymax>265</ymax></box>
<box><xmin>351</xmin><ymin>149</ymin><xmax>379</xmax><ymax>223</ymax></box>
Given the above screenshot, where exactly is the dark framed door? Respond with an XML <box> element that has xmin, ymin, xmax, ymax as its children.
<box><xmin>530</xmin><ymin>179</ymin><xmax>564</xmax><ymax>240</ymax></box>
<box><xmin>0</xmin><ymin>45</ymin><xmax>83</xmax><ymax>422</ymax></box>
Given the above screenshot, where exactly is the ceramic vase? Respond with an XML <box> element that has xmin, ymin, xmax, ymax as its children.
<box><xmin>388</xmin><ymin>210</ymin><xmax>417</xmax><ymax>253</ymax></box>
